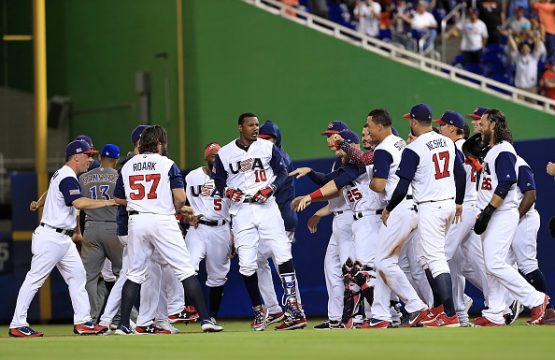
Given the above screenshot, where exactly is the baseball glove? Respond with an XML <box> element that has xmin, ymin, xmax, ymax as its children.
<box><xmin>462</xmin><ymin>133</ymin><xmax>490</xmax><ymax>159</ymax></box>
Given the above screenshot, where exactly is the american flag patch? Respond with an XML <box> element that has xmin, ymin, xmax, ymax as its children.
<box><xmin>69</xmin><ymin>189</ymin><xmax>81</xmax><ymax>195</ymax></box>
<box><xmin>201</xmin><ymin>183</ymin><xmax>214</xmax><ymax>196</ymax></box>
<box><xmin>240</xmin><ymin>158</ymin><xmax>254</xmax><ymax>172</ymax></box>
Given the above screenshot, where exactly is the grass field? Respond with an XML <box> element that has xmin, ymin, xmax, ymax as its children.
<box><xmin>1</xmin><ymin>318</ymin><xmax>553</xmax><ymax>360</ymax></box>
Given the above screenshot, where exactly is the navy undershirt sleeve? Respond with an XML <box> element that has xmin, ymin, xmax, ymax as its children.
<box><xmin>517</xmin><ymin>165</ymin><xmax>536</xmax><ymax>193</ymax></box>
<box><xmin>386</xmin><ymin>177</ymin><xmax>411</xmax><ymax>212</ymax></box>
<box><xmin>494</xmin><ymin>152</ymin><xmax>517</xmax><ymax>198</ymax></box>
<box><xmin>454</xmin><ymin>149</ymin><xmax>466</xmax><ymax>204</ymax></box>
<box><xmin>59</xmin><ymin>177</ymin><xmax>82</xmax><ymax>206</ymax></box>
<box><xmin>395</xmin><ymin>148</ymin><xmax>420</xmax><ymax>181</ymax></box>
<box><xmin>114</xmin><ymin>173</ymin><xmax>125</xmax><ymax>199</ymax></box>
<box><xmin>333</xmin><ymin>165</ymin><xmax>364</xmax><ymax>189</ymax></box>
<box><xmin>270</xmin><ymin>144</ymin><xmax>288</xmax><ymax>190</ymax></box>
<box><xmin>213</xmin><ymin>155</ymin><xmax>228</xmax><ymax>194</ymax></box>
<box><xmin>169</xmin><ymin>163</ymin><xmax>184</xmax><ymax>189</ymax></box>
<box><xmin>372</xmin><ymin>149</ymin><xmax>393</xmax><ymax>179</ymax></box>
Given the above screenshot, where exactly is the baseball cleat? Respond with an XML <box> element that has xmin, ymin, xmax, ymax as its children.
<box><xmin>275</xmin><ymin>297</ymin><xmax>307</xmax><ymax>331</ymax></box>
<box><xmin>169</xmin><ymin>305</ymin><xmax>199</xmax><ymax>324</ymax></box>
<box><xmin>473</xmin><ymin>317</ymin><xmax>504</xmax><ymax>327</ymax></box>
<box><xmin>114</xmin><ymin>325</ymin><xmax>136</xmax><ymax>335</ymax></box>
<box><xmin>422</xmin><ymin>313</ymin><xmax>460</xmax><ymax>327</ymax></box>
<box><xmin>355</xmin><ymin>318</ymin><xmax>393</xmax><ymax>329</ymax></box>
<box><xmin>73</xmin><ymin>322</ymin><xmax>108</xmax><ymax>335</ymax></box>
<box><xmin>266</xmin><ymin>311</ymin><xmax>285</xmax><ymax>325</ymax></box>
<box><xmin>135</xmin><ymin>324</ymin><xmax>172</xmax><ymax>335</ymax></box>
<box><xmin>408</xmin><ymin>308</ymin><xmax>429</xmax><ymax>327</ymax></box>
<box><xmin>8</xmin><ymin>326</ymin><xmax>44</xmax><ymax>338</ymax></box>
<box><xmin>313</xmin><ymin>320</ymin><xmax>345</xmax><ymax>330</ymax></box>
<box><xmin>275</xmin><ymin>317</ymin><xmax>307</xmax><ymax>330</ymax></box>
<box><xmin>252</xmin><ymin>305</ymin><xmax>269</xmax><ymax>331</ymax></box>
<box><xmin>541</xmin><ymin>307</ymin><xmax>555</xmax><ymax>325</ymax></box>
<box><xmin>420</xmin><ymin>305</ymin><xmax>444</xmax><ymax>325</ymax></box>
<box><xmin>528</xmin><ymin>295</ymin><xmax>550</xmax><ymax>325</ymax></box>
<box><xmin>201</xmin><ymin>318</ymin><xmax>224</xmax><ymax>333</ymax></box>
<box><xmin>156</xmin><ymin>320</ymin><xmax>179</xmax><ymax>334</ymax></box>
<box><xmin>504</xmin><ymin>300</ymin><xmax>524</xmax><ymax>325</ymax></box>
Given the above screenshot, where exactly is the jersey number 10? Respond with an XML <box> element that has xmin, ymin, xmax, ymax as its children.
<box><xmin>432</xmin><ymin>151</ymin><xmax>450</xmax><ymax>179</ymax></box>
<box><xmin>129</xmin><ymin>174</ymin><xmax>161</xmax><ymax>200</ymax></box>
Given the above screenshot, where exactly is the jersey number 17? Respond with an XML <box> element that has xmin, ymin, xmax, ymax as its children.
<box><xmin>432</xmin><ymin>151</ymin><xmax>450</xmax><ymax>179</ymax></box>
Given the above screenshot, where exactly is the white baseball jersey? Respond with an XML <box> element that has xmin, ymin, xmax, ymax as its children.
<box><xmin>215</xmin><ymin>138</ymin><xmax>277</xmax><ymax>196</ymax></box>
<box><xmin>42</xmin><ymin>165</ymin><xmax>81</xmax><ymax>229</ymax></box>
<box><xmin>515</xmin><ymin>156</ymin><xmax>536</xmax><ymax>212</ymax></box>
<box><xmin>455</xmin><ymin>139</ymin><xmax>478</xmax><ymax>202</ymax></box>
<box><xmin>371</xmin><ymin>134</ymin><xmax>408</xmax><ymax>201</ymax></box>
<box><xmin>399</xmin><ymin>131</ymin><xmax>456</xmax><ymax>203</ymax></box>
<box><xmin>185</xmin><ymin>167</ymin><xmax>229</xmax><ymax>221</ymax></box>
<box><xmin>342</xmin><ymin>167</ymin><xmax>385</xmax><ymax>212</ymax></box>
<box><xmin>328</xmin><ymin>158</ymin><xmax>350</xmax><ymax>212</ymax></box>
<box><xmin>118</xmin><ymin>153</ymin><xmax>183</xmax><ymax>215</ymax></box>
<box><xmin>477</xmin><ymin>141</ymin><xmax>519</xmax><ymax>211</ymax></box>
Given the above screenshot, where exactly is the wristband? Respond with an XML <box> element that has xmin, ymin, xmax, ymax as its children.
<box><xmin>309</xmin><ymin>189</ymin><xmax>323</xmax><ymax>200</ymax></box>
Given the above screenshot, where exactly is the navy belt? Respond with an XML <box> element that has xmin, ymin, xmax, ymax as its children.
<box><xmin>199</xmin><ymin>219</ymin><xmax>227</xmax><ymax>227</ymax></box>
<box><xmin>40</xmin><ymin>223</ymin><xmax>74</xmax><ymax>237</ymax></box>
<box><xmin>416</xmin><ymin>197</ymin><xmax>454</xmax><ymax>205</ymax></box>
<box><xmin>333</xmin><ymin>210</ymin><xmax>345</xmax><ymax>216</ymax></box>
<box><xmin>128</xmin><ymin>210</ymin><xmax>139</xmax><ymax>216</ymax></box>
<box><xmin>353</xmin><ymin>209</ymin><xmax>383</xmax><ymax>221</ymax></box>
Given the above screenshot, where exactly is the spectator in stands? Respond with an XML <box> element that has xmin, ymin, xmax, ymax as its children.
<box><xmin>444</xmin><ymin>7</ymin><xmax>489</xmax><ymax>65</ymax></box>
<box><xmin>475</xmin><ymin>0</ymin><xmax>505</xmax><ymax>44</ymax></box>
<box><xmin>399</xmin><ymin>1</ymin><xmax>438</xmax><ymax>52</ymax></box>
<box><xmin>532</xmin><ymin>0</ymin><xmax>555</xmax><ymax>60</ymax></box>
<box><xmin>502</xmin><ymin>6</ymin><xmax>531</xmax><ymax>36</ymax></box>
<box><xmin>509</xmin><ymin>29</ymin><xmax>543</xmax><ymax>94</ymax></box>
<box><xmin>354</xmin><ymin>0</ymin><xmax>382</xmax><ymax>37</ymax></box>
<box><xmin>392</xmin><ymin>0</ymin><xmax>414</xmax><ymax>34</ymax></box>
<box><xmin>505</xmin><ymin>0</ymin><xmax>532</xmax><ymax>18</ymax></box>
<box><xmin>540</xmin><ymin>58</ymin><xmax>555</xmax><ymax>100</ymax></box>
<box><xmin>309</xmin><ymin>0</ymin><xmax>329</xmax><ymax>19</ymax></box>
<box><xmin>281</xmin><ymin>0</ymin><xmax>299</xmax><ymax>17</ymax></box>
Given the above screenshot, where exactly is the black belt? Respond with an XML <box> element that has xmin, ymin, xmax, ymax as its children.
<box><xmin>128</xmin><ymin>210</ymin><xmax>139</xmax><ymax>215</ymax></box>
<box><xmin>353</xmin><ymin>209</ymin><xmax>383</xmax><ymax>220</ymax></box>
<box><xmin>333</xmin><ymin>210</ymin><xmax>345</xmax><ymax>216</ymax></box>
<box><xmin>416</xmin><ymin>197</ymin><xmax>454</xmax><ymax>205</ymax></box>
<box><xmin>40</xmin><ymin>223</ymin><xmax>74</xmax><ymax>237</ymax></box>
<box><xmin>406</xmin><ymin>195</ymin><xmax>413</xmax><ymax>200</ymax></box>
<box><xmin>243</xmin><ymin>197</ymin><xmax>259</xmax><ymax>204</ymax></box>
<box><xmin>199</xmin><ymin>219</ymin><xmax>227</xmax><ymax>227</ymax></box>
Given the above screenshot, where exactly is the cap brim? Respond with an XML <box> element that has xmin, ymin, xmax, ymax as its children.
<box><xmin>402</xmin><ymin>113</ymin><xmax>411</xmax><ymax>119</ymax></box>
<box><xmin>467</xmin><ymin>114</ymin><xmax>481</xmax><ymax>119</ymax></box>
<box><xmin>258</xmin><ymin>134</ymin><xmax>273</xmax><ymax>139</ymax></box>
<box><xmin>432</xmin><ymin>119</ymin><xmax>446</xmax><ymax>124</ymax></box>
<box><xmin>84</xmin><ymin>149</ymin><xmax>98</xmax><ymax>154</ymax></box>
<box><xmin>321</xmin><ymin>130</ymin><xmax>339</xmax><ymax>135</ymax></box>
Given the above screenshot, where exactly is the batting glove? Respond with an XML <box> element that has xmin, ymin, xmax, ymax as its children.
<box><xmin>474</xmin><ymin>204</ymin><xmax>496</xmax><ymax>235</ymax></box>
<box><xmin>253</xmin><ymin>185</ymin><xmax>275</xmax><ymax>204</ymax></box>
<box><xmin>225</xmin><ymin>187</ymin><xmax>244</xmax><ymax>203</ymax></box>
<box><xmin>464</xmin><ymin>156</ymin><xmax>483</xmax><ymax>172</ymax></box>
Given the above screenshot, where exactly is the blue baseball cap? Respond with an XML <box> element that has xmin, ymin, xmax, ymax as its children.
<box><xmin>66</xmin><ymin>139</ymin><xmax>97</xmax><ymax>157</ymax></box>
<box><xmin>467</xmin><ymin>107</ymin><xmax>489</xmax><ymax>119</ymax></box>
<box><xmin>100</xmin><ymin>144</ymin><xmax>120</xmax><ymax>159</ymax></box>
<box><xmin>75</xmin><ymin>134</ymin><xmax>94</xmax><ymax>148</ymax></box>
<box><xmin>131</xmin><ymin>125</ymin><xmax>150</xmax><ymax>145</ymax></box>
<box><xmin>391</xmin><ymin>127</ymin><xmax>399</xmax><ymax>136</ymax></box>
<box><xmin>322</xmin><ymin>120</ymin><xmax>349</xmax><ymax>135</ymax></box>
<box><xmin>338</xmin><ymin>129</ymin><xmax>360</xmax><ymax>144</ymax></box>
<box><xmin>403</xmin><ymin>104</ymin><xmax>433</xmax><ymax>122</ymax></box>
<box><xmin>433</xmin><ymin>111</ymin><xmax>465</xmax><ymax>129</ymax></box>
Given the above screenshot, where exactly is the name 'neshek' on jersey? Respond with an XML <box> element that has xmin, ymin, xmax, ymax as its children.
<box><xmin>216</xmin><ymin>138</ymin><xmax>277</xmax><ymax>196</ymax></box>
<box><xmin>185</xmin><ymin>167</ymin><xmax>229</xmax><ymax>221</ymax></box>
<box><xmin>119</xmin><ymin>153</ymin><xmax>181</xmax><ymax>215</ymax></box>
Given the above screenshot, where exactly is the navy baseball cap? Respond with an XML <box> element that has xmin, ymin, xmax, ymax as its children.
<box><xmin>322</xmin><ymin>120</ymin><xmax>349</xmax><ymax>135</ymax></box>
<box><xmin>403</xmin><ymin>104</ymin><xmax>433</xmax><ymax>122</ymax></box>
<box><xmin>391</xmin><ymin>127</ymin><xmax>399</xmax><ymax>136</ymax></box>
<box><xmin>467</xmin><ymin>107</ymin><xmax>489</xmax><ymax>119</ymax></box>
<box><xmin>66</xmin><ymin>139</ymin><xmax>97</xmax><ymax>157</ymax></box>
<box><xmin>433</xmin><ymin>111</ymin><xmax>465</xmax><ymax>129</ymax></box>
<box><xmin>100</xmin><ymin>144</ymin><xmax>120</xmax><ymax>159</ymax></box>
<box><xmin>131</xmin><ymin>125</ymin><xmax>150</xmax><ymax>145</ymax></box>
<box><xmin>75</xmin><ymin>134</ymin><xmax>94</xmax><ymax>148</ymax></box>
<box><xmin>338</xmin><ymin>129</ymin><xmax>360</xmax><ymax>144</ymax></box>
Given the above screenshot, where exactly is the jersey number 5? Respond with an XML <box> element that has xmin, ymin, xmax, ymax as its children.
<box><xmin>129</xmin><ymin>174</ymin><xmax>161</xmax><ymax>200</ymax></box>
<box><xmin>432</xmin><ymin>151</ymin><xmax>450</xmax><ymax>179</ymax></box>
<box><xmin>213</xmin><ymin>198</ymin><xmax>222</xmax><ymax>211</ymax></box>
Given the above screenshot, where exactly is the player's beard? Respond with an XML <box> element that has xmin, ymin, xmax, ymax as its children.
<box><xmin>481</xmin><ymin>130</ymin><xmax>491</xmax><ymax>145</ymax></box>
<box><xmin>161</xmin><ymin>144</ymin><xmax>169</xmax><ymax>157</ymax></box>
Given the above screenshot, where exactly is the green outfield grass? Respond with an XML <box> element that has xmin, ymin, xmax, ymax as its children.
<box><xmin>1</xmin><ymin>319</ymin><xmax>553</xmax><ymax>360</ymax></box>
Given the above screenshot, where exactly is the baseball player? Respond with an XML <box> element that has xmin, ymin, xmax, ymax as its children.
<box><xmin>466</xmin><ymin>107</ymin><xmax>489</xmax><ymax>134</ymax></box>
<box><xmin>98</xmin><ymin>125</ymin><xmax>149</xmax><ymax>330</ymax></box>
<box><xmin>435</xmin><ymin>111</ymin><xmax>489</xmax><ymax>326</ymax></box>
<box><xmin>328</xmin><ymin>109</ymin><xmax>429</xmax><ymax>328</ymax></box>
<box><xmin>256</xmin><ymin>120</ymin><xmax>298</xmax><ymax>325</ymax></box>
<box><xmin>472</xmin><ymin>109</ymin><xmax>548</xmax><ymax>326</ymax></box>
<box><xmin>9</xmin><ymin>140</ymin><xmax>116</xmax><ymax>337</ymax></box>
<box><xmin>509</xmin><ymin>156</ymin><xmax>555</xmax><ymax>322</ymax></box>
<box><xmin>113</xmin><ymin>125</ymin><xmax>222</xmax><ymax>334</ymax></box>
<box><xmin>213</xmin><ymin>112</ymin><xmax>306</xmax><ymax>331</ymax></box>
<box><xmin>184</xmin><ymin>142</ymin><xmax>231</xmax><ymax>322</ymax></box>
<box><xmin>79</xmin><ymin>144</ymin><xmax>123</xmax><ymax>323</ymax></box>
<box><xmin>382</xmin><ymin>104</ymin><xmax>466</xmax><ymax>327</ymax></box>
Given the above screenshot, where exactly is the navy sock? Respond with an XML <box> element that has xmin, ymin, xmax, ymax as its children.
<box><xmin>425</xmin><ymin>269</ymin><xmax>442</xmax><ymax>308</ymax></box>
<box><xmin>209</xmin><ymin>285</ymin><xmax>225</xmax><ymax>319</ymax></box>
<box><xmin>525</xmin><ymin>269</ymin><xmax>547</xmax><ymax>293</ymax></box>
<box><xmin>278</xmin><ymin>259</ymin><xmax>295</xmax><ymax>274</ymax></box>
<box><xmin>119</xmin><ymin>280</ymin><xmax>140</xmax><ymax>328</ymax></box>
<box><xmin>242</xmin><ymin>273</ymin><xmax>263</xmax><ymax>307</ymax></box>
<box><xmin>181</xmin><ymin>276</ymin><xmax>209</xmax><ymax>321</ymax></box>
<box><xmin>435</xmin><ymin>273</ymin><xmax>456</xmax><ymax>317</ymax></box>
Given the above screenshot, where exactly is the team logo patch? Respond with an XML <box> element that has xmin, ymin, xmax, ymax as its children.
<box><xmin>69</xmin><ymin>189</ymin><xmax>81</xmax><ymax>195</ymax></box>
<box><xmin>201</xmin><ymin>182</ymin><xmax>215</xmax><ymax>196</ymax></box>
<box><xmin>328</xmin><ymin>122</ymin><xmax>334</xmax><ymax>129</ymax></box>
<box><xmin>240</xmin><ymin>158</ymin><xmax>254</xmax><ymax>172</ymax></box>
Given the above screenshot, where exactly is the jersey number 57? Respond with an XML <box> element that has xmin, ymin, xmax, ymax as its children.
<box><xmin>129</xmin><ymin>174</ymin><xmax>161</xmax><ymax>200</ymax></box>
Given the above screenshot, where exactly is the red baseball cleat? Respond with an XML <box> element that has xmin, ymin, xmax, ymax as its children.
<box><xmin>422</xmin><ymin>313</ymin><xmax>460</xmax><ymax>327</ymax></box>
<box><xmin>473</xmin><ymin>317</ymin><xmax>504</xmax><ymax>327</ymax></box>
<box><xmin>420</xmin><ymin>305</ymin><xmax>444</xmax><ymax>325</ymax></box>
<box><xmin>528</xmin><ymin>295</ymin><xmax>550</xmax><ymax>325</ymax></box>
<box><xmin>355</xmin><ymin>319</ymin><xmax>392</xmax><ymax>329</ymax></box>
<box><xmin>8</xmin><ymin>326</ymin><xmax>44</xmax><ymax>338</ymax></box>
<box><xmin>73</xmin><ymin>322</ymin><xmax>108</xmax><ymax>335</ymax></box>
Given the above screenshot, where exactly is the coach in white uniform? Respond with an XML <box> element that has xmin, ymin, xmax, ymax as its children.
<box><xmin>114</xmin><ymin>125</ymin><xmax>222</xmax><ymax>334</ymax></box>
<box><xmin>472</xmin><ymin>109</ymin><xmax>548</xmax><ymax>326</ymax></box>
<box><xmin>9</xmin><ymin>140</ymin><xmax>116</xmax><ymax>337</ymax></box>
<box><xmin>213</xmin><ymin>112</ymin><xmax>306</xmax><ymax>331</ymax></box>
